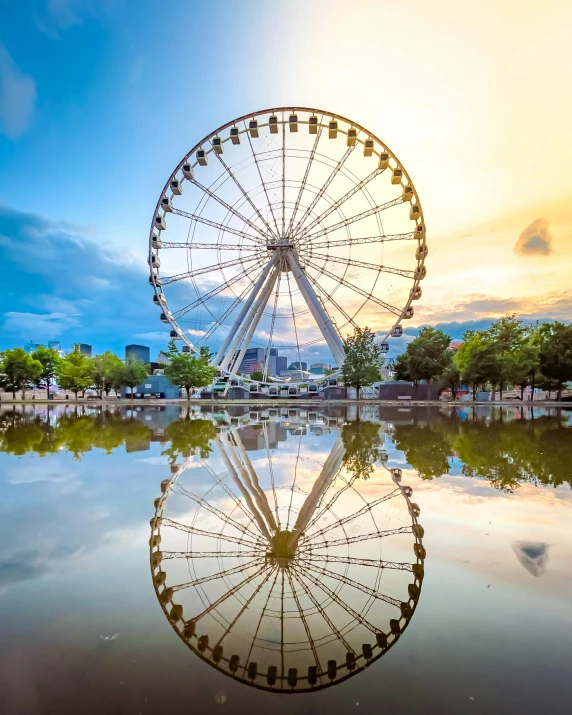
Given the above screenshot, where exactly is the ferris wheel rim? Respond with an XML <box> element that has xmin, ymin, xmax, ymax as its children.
<box><xmin>148</xmin><ymin>108</ymin><xmax>427</xmax><ymax>384</ymax></box>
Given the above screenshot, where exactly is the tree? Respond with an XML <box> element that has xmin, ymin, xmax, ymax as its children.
<box><xmin>538</xmin><ymin>321</ymin><xmax>572</xmax><ymax>401</ymax></box>
<box><xmin>120</xmin><ymin>360</ymin><xmax>149</xmax><ymax>401</ymax></box>
<box><xmin>0</xmin><ymin>348</ymin><xmax>43</xmax><ymax>399</ymax></box>
<box><xmin>394</xmin><ymin>327</ymin><xmax>451</xmax><ymax>392</ymax></box>
<box><xmin>484</xmin><ymin>315</ymin><xmax>527</xmax><ymax>398</ymax></box>
<box><xmin>341</xmin><ymin>420</ymin><xmax>384</xmax><ymax>480</ymax></box>
<box><xmin>56</xmin><ymin>345</ymin><xmax>93</xmax><ymax>398</ymax></box>
<box><xmin>31</xmin><ymin>346</ymin><xmax>61</xmax><ymax>398</ymax></box>
<box><xmin>439</xmin><ymin>357</ymin><xmax>462</xmax><ymax>399</ymax></box>
<box><xmin>456</xmin><ymin>332</ymin><xmax>503</xmax><ymax>400</ymax></box>
<box><xmin>164</xmin><ymin>350</ymin><xmax>217</xmax><ymax>399</ymax></box>
<box><xmin>250</xmin><ymin>371</ymin><xmax>264</xmax><ymax>382</ymax></box>
<box><xmin>90</xmin><ymin>351</ymin><xmax>124</xmax><ymax>397</ymax></box>
<box><xmin>162</xmin><ymin>418</ymin><xmax>216</xmax><ymax>464</ymax></box>
<box><xmin>341</xmin><ymin>327</ymin><xmax>381</xmax><ymax>399</ymax></box>
<box><xmin>160</xmin><ymin>339</ymin><xmax>179</xmax><ymax>361</ymax></box>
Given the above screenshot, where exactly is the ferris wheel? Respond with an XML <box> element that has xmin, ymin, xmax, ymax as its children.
<box><xmin>148</xmin><ymin>108</ymin><xmax>427</xmax><ymax>383</ymax></box>
<box><xmin>149</xmin><ymin>414</ymin><xmax>425</xmax><ymax>692</ymax></box>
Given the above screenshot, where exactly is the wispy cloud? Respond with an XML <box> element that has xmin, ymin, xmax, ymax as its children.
<box><xmin>0</xmin><ymin>44</ymin><xmax>36</xmax><ymax>139</ymax></box>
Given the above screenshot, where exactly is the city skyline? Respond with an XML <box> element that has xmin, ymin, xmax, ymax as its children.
<box><xmin>1</xmin><ymin>1</ymin><xmax>571</xmax><ymax>362</ymax></box>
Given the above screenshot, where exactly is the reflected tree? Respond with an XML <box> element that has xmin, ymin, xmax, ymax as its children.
<box><xmin>341</xmin><ymin>420</ymin><xmax>383</xmax><ymax>480</ymax></box>
<box><xmin>161</xmin><ymin>418</ymin><xmax>216</xmax><ymax>465</ymax></box>
<box><xmin>392</xmin><ymin>420</ymin><xmax>452</xmax><ymax>479</ymax></box>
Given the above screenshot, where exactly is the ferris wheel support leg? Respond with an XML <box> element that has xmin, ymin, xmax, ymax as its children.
<box><xmin>230</xmin><ymin>268</ymin><xmax>279</xmax><ymax>376</ymax></box>
<box><xmin>285</xmin><ymin>253</ymin><xmax>346</xmax><ymax>367</ymax></box>
<box><xmin>213</xmin><ymin>256</ymin><xmax>277</xmax><ymax>368</ymax></box>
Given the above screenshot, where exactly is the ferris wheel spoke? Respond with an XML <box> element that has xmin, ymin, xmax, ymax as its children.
<box><xmin>244</xmin><ymin>568</ymin><xmax>281</xmax><ymax>673</ymax></box>
<box><xmin>298</xmin><ymin>554</ymin><xmax>414</xmax><ymax>572</ymax></box>
<box><xmin>305</xmin><ymin>259</ymin><xmax>403</xmax><ymax>317</ymax></box>
<box><xmin>304</xmin><ymin>231</ymin><xmax>417</xmax><ymax>251</ymax></box>
<box><xmin>293</xmin><ymin>144</ymin><xmax>357</xmax><ymax>235</ymax></box>
<box><xmin>296</xmin><ymin>168</ymin><xmax>384</xmax><ymax>241</ymax></box>
<box><xmin>246</xmin><ymin>129</ymin><xmax>281</xmax><ymax>238</ymax></box>
<box><xmin>311</xmin><ymin>280</ymin><xmax>360</xmax><ymax>331</ymax></box>
<box><xmin>162</xmin><ymin>550</ymin><xmax>262</xmax><ymax>560</ymax></box>
<box><xmin>293</xmin><ymin>564</ymin><xmax>378</xmax><ymax>635</ymax></box>
<box><xmin>286</xmin><ymin>568</ymin><xmax>323</xmax><ymax>676</ymax></box>
<box><xmin>262</xmin><ymin>272</ymin><xmax>281</xmax><ymax>382</ymax></box>
<box><xmin>174</xmin><ymin>483</ymin><xmax>263</xmax><ymax>540</ymax></box>
<box><xmin>263</xmin><ymin>423</ymin><xmax>281</xmax><ymax>529</ymax></box>
<box><xmin>171</xmin><ymin>208</ymin><xmax>267</xmax><ymax>245</ymax></box>
<box><xmin>308</xmin><ymin>253</ymin><xmax>416</xmax><ymax>280</ymax></box>
<box><xmin>171</xmin><ymin>258</ymin><xmax>266</xmax><ymax>319</ymax></box>
<box><xmin>285</xmin><ymin>271</ymin><xmax>304</xmax><ymax>382</ymax></box>
<box><xmin>300</xmin><ymin>525</ymin><xmax>413</xmax><ymax>551</ymax></box>
<box><xmin>300</xmin><ymin>562</ymin><xmax>403</xmax><ymax>609</ymax></box>
<box><xmin>301</xmin><ymin>473</ymin><xmax>352</xmax><ymax>535</ymax></box>
<box><xmin>158</xmin><ymin>241</ymin><xmax>260</xmax><ymax>251</ymax></box>
<box><xmin>289</xmin><ymin>565</ymin><xmax>355</xmax><ymax>655</ymax></box>
<box><xmin>190</xmin><ymin>177</ymin><xmax>271</xmax><ymax>242</ymax></box>
<box><xmin>213</xmin><ymin>151</ymin><xmax>279</xmax><ymax>239</ymax></box>
<box><xmin>193</xmin><ymin>563</ymin><xmax>271</xmax><ymax>623</ymax></box>
<box><xmin>307</xmin><ymin>488</ymin><xmax>402</xmax><ymax>541</ymax></box>
<box><xmin>172</xmin><ymin>557</ymin><xmax>266</xmax><ymax>593</ymax></box>
<box><xmin>286</xmin><ymin>117</ymin><xmax>324</xmax><ymax>236</ymax></box>
<box><xmin>161</xmin><ymin>518</ymin><xmax>264</xmax><ymax>548</ymax></box>
<box><xmin>198</xmin><ymin>281</ymin><xmax>256</xmax><ymax>345</ymax></box>
<box><xmin>162</xmin><ymin>254</ymin><xmax>262</xmax><ymax>285</ymax></box>
<box><xmin>300</xmin><ymin>196</ymin><xmax>405</xmax><ymax>242</ymax></box>
<box><xmin>281</xmin><ymin>115</ymin><xmax>286</xmax><ymax>236</ymax></box>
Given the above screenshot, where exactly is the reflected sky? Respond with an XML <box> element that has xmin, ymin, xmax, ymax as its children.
<box><xmin>0</xmin><ymin>404</ymin><xmax>571</xmax><ymax>714</ymax></box>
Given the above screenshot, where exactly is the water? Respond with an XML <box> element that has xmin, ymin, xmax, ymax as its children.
<box><xmin>1</xmin><ymin>404</ymin><xmax>571</xmax><ymax>714</ymax></box>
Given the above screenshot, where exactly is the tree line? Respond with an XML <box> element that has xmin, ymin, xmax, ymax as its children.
<box><xmin>0</xmin><ymin>339</ymin><xmax>218</xmax><ymax>400</ymax></box>
<box><xmin>394</xmin><ymin>316</ymin><xmax>572</xmax><ymax>401</ymax></box>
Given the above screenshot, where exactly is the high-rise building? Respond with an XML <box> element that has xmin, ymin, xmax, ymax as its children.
<box><xmin>310</xmin><ymin>362</ymin><xmax>329</xmax><ymax>374</ymax></box>
<box><xmin>125</xmin><ymin>344</ymin><xmax>150</xmax><ymax>363</ymax></box>
<box><xmin>276</xmin><ymin>356</ymin><xmax>287</xmax><ymax>375</ymax></box>
<box><xmin>48</xmin><ymin>340</ymin><xmax>60</xmax><ymax>351</ymax></box>
<box><xmin>24</xmin><ymin>341</ymin><xmax>46</xmax><ymax>354</ymax></box>
<box><xmin>237</xmin><ymin>347</ymin><xmax>265</xmax><ymax>375</ymax></box>
<box><xmin>78</xmin><ymin>343</ymin><xmax>93</xmax><ymax>357</ymax></box>
<box><xmin>288</xmin><ymin>361</ymin><xmax>308</xmax><ymax>371</ymax></box>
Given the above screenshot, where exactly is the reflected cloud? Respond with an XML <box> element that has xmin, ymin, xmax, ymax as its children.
<box><xmin>512</xmin><ymin>541</ymin><xmax>550</xmax><ymax>578</ymax></box>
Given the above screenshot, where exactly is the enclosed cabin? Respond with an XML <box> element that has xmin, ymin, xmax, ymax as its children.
<box><xmin>160</xmin><ymin>312</ymin><xmax>170</xmax><ymax>323</ymax></box>
<box><xmin>182</xmin><ymin>345</ymin><xmax>191</xmax><ymax>353</ymax></box>
<box><xmin>328</xmin><ymin>119</ymin><xmax>338</xmax><ymax>138</ymax></box>
<box><xmin>391</xmin><ymin>325</ymin><xmax>403</xmax><ymax>338</ymax></box>
<box><xmin>154</xmin><ymin>215</ymin><xmax>166</xmax><ymax>231</ymax></box>
<box><xmin>380</xmin><ymin>342</ymin><xmax>390</xmax><ymax>352</ymax></box>
<box><xmin>410</xmin><ymin>285</ymin><xmax>422</xmax><ymax>300</ymax></box>
<box><xmin>153</xmin><ymin>293</ymin><xmax>166</xmax><ymax>305</ymax></box>
<box><xmin>288</xmin><ymin>114</ymin><xmax>298</xmax><ymax>132</ymax></box>
<box><xmin>309</xmin><ymin>115</ymin><xmax>318</xmax><ymax>134</ymax></box>
<box><xmin>230</xmin><ymin>126</ymin><xmax>240</xmax><ymax>145</ymax></box>
<box><xmin>328</xmin><ymin>377</ymin><xmax>338</xmax><ymax>386</ymax></box>
<box><xmin>248</xmin><ymin>119</ymin><xmax>259</xmax><ymax>138</ymax></box>
<box><xmin>170</xmin><ymin>179</ymin><xmax>182</xmax><ymax>195</ymax></box>
<box><xmin>347</xmin><ymin>127</ymin><xmax>357</xmax><ymax>146</ymax></box>
<box><xmin>392</xmin><ymin>167</ymin><xmax>403</xmax><ymax>184</ymax></box>
<box><xmin>416</xmin><ymin>244</ymin><xmax>429</xmax><ymax>260</ymax></box>
<box><xmin>268</xmin><ymin>115</ymin><xmax>279</xmax><ymax>134</ymax></box>
<box><xmin>391</xmin><ymin>467</ymin><xmax>402</xmax><ymax>482</ymax></box>
<box><xmin>196</xmin><ymin>148</ymin><xmax>208</xmax><ymax>166</ymax></box>
<box><xmin>415</xmin><ymin>224</ymin><xmax>425</xmax><ymax>239</ymax></box>
<box><xmin>363</xmin><ymin>138</ymin><xmax>374</xmax><ymax>157</ymax></box>
<box><xmin>149</xmin><ymin>274</ymin><xmax>162</xmax><ymax>287</ymax></box>
<box><xmin>403</xmin><ymin>306</ymin><xmax>414</xmax><ymax>319</ymax></box>
<box><xmin>379</xmin><ymin>152</ymin><xmax>390</xmax><ymax>169</ymax></box>
<box><xmin>170</xmin><ymin>330</ymin><xmax>181</xmax><ymax>339</ymax></box>
<box><xmin>182</xmin><ymin>163</ymin><xmax>194</xmax><ymax>181</ymax></box>
<box><xmin>149</xmin><ymin>253</ymin><xmax>161</xmax><ymax>270</ymax></box>
<box><xmin>414</xmin><ymin>265</ymin><xmax>427</xmax><ymax>280</ymax></box>
<box><xmin>151</xmin><ymin>235</ymin><xmax>162</xmax><ymax>250</ymax></box>
<box><xmin>410</xmin><ymin>204</ymin><xmax>421</xmax><ymax>221</ymax></box>
<box><xmin>249</xmin><ymin>382</ymin><xmax>260</xmax><ymax>393</ymax></box>
<box><xmin>308</xmin><ymin>383</ymin><xmax>318</xmax><ymax>393</ymax></box>
<box><xmin>402</xmin><ymin>185</ymin><xmax>414</xmax><ymax>202</ymax></box>
<box><xmin>268</xmin><ymin>385</ymin><xmax>278</xmax><ymax>396</ymax></box>
<box><xmin>288</xmin><ymin>385</ymin><xmax>298</xmax><ymax>396</ymax></box>
<box><xmin>212</xmin><ymin>136</ymin><xmax>223</xmax><ymax>154</ymax></box>
<box><xmin>161</xmin><ymin>196</ymin><xmax>173</xmax><ymax>213</ymax></box>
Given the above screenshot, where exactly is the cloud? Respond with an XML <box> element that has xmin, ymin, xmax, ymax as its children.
<box><xmin>512</xmin><ymin>541</ymin><xmax>550</xmax><ymax>578</ymax></box>
<box><xmin>0</xmin><ymin>44</ymin><xmax>37</xmax><ymax>139</ymax></box>
<box><xmin>514</xmin><ymin>218</ymin><xmax>554</xmax><ymax>257</ymax></box>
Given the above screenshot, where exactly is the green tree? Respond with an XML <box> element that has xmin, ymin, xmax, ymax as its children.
<box><xmin>538</xmin><ymin>321</ymin><xmax>572</xmax><ymax>401</ymax></box>
<box><xmin>90</xmin><ymin>351</ymin><xmax>124</xmax><ymax>397</ymax></box>
<box><xmin>120</xmin><ymin>360</ymin><xmax>149</xmax><ymax>401</ymax></box>
<box><xmin>164</xmin><ymin>350</ymin><xmax>217</xmax><ymax>399</ymax></box>
<box><xmin>56</xmin><ymin>345</ymin><xmax>93</xmax><ymax>398</ymax></box>
<box><xmin>160</xmin><ymin>339</ymin><xmax>179</xmax><ymax>361</ymax></box>
<box><xmin>341</xmin><ymin>327</ymin><xmax>381</xmax><ymax>399</ymax></box>
<box><xmin>439</xmin><ymin>356</ymin><xmax>462</xmax><ymax>399</ymax></box>
<box><xmin>394</xmin><ymin>327</ymin><xmax>451</xmax><ymax>392</ymax></box>
<box><xmin>484</xmin><ymin>315</ymin><xmax>527</xmax><ymax>398</ymax></box>
<box><xmin>0</xmin><ymin>348</ymin><xmax>43</xmax><ymax>399</ymax></box>
<box><xmin>393</xmin><ymin>419</ymin><xmax>453</xmax><ymax>479</ymax></box>
<box><xmin>250</xmin><ymin>370</ymin><xmax>264</xmax><ymax>382</ymax></box>
<box><xmin>456</xmin><ymin>332</ymin><xmax>503</xmax><ymax>400</ymax></box>
<box><xmin>341</xmin><ymin>420</ymin><xmax>384</xmax><ymax>480</ymax></box>
<box><xmin>31</xmin><ymin>346</ymin><xmax>61</xmax><ymax>398</ymax></box>
<box><xmin>162</xmin><ymin>417</ymin><xmax>216</xmax><ymax>464</ymax></box>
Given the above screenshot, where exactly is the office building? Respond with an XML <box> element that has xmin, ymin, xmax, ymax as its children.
<box><xmin>48</xmin><ymin>340</ymin><xmax>60</xmax><ymax>351</ymax></box>
<box><xmin>126</xmin><ymin>344</ymin><xmax>150</xmax><ymax>363</ymax></box>
<box><xmin>78</xmin><ymin>343</ymin><xmax>93</xmax><ymax>358</ymax></box>
<box><xmin>237</xmin><ymin>347</ymin><xmax>265</xmax><ymax>375</ymax></box>
<box><xmin>289</xmin><ymin>361</ymin><xmax>308</xmax><ymax>372</ymax></box>
<box><xmin>276</xmin><ymin>356</ymin><xmax>287</xmax><ymax>375</ymax></box>
<box><xmin>310</xmin><ymin>363</ymin><xmax>329</xmax><ymax>374</ymax></box>
<box><xmin>24</xmin><ymin>341</ymin><xmax>46</xmax><ymax>354</ymax></box>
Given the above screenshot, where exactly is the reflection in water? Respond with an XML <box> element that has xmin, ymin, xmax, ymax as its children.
<box><xmin>149</xmin><ymin>413</ymin><xmax>425</xmax><ymax>692</ymax></box>
<box><xmin>512</xmin><ymin>541</ymin><xmax>551</xmax><ymax>578</ymax></box>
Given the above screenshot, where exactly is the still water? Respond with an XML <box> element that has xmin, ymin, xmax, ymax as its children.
<box><xmin>0</xmin><ymin>404</ymin><xmax>571</xmax><ymax>714</ymax></box>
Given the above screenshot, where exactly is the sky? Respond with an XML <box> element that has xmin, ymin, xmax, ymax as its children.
<box><xmin>0</xmin><ymin>0</ymin><xmax>571</xmax><ymax>361</ymax></box>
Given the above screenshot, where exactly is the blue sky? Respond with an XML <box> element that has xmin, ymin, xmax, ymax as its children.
<box><xmin>1</xmin><ymin>0</ymin><xmax>571</xmax><ymax>359</ymax></box>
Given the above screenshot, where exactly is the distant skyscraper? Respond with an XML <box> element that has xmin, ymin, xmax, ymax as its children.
<box><xmin>237</xmin><ymin>347</ymin><xmax>265</xmax><ymax>375</ymax></box>
<box><xmin>288</xmin><ymin>361</ymin><xmax>308</xmax><ymax>371</ymax></box>
<box><xmin>24</xmin><ymin>341</ymin><xmax>46</xmax><ymax>354</ymax></box>
<box><xmin>276</xmin><ymin>356</ymin><xmax>287</xmax><ymax>375</ymax></box>
<box><xmin>126</xmin><ymin>344</ymin><xmax>150</xmax><ymax>363</ymax></box>
<box><xmin>48</xmin><ymin>340</ymin><xmax>60</xmax><ymax>351</ymax></box>
<box><xmin>78</xmin><ymin>343</ymin><xmax>93</xmax><ymax>357</ymax></box>
<box><xmin>310</xmin><ymin>362</ymin><xmax>329</xmax><ymax>374</ymax></box>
